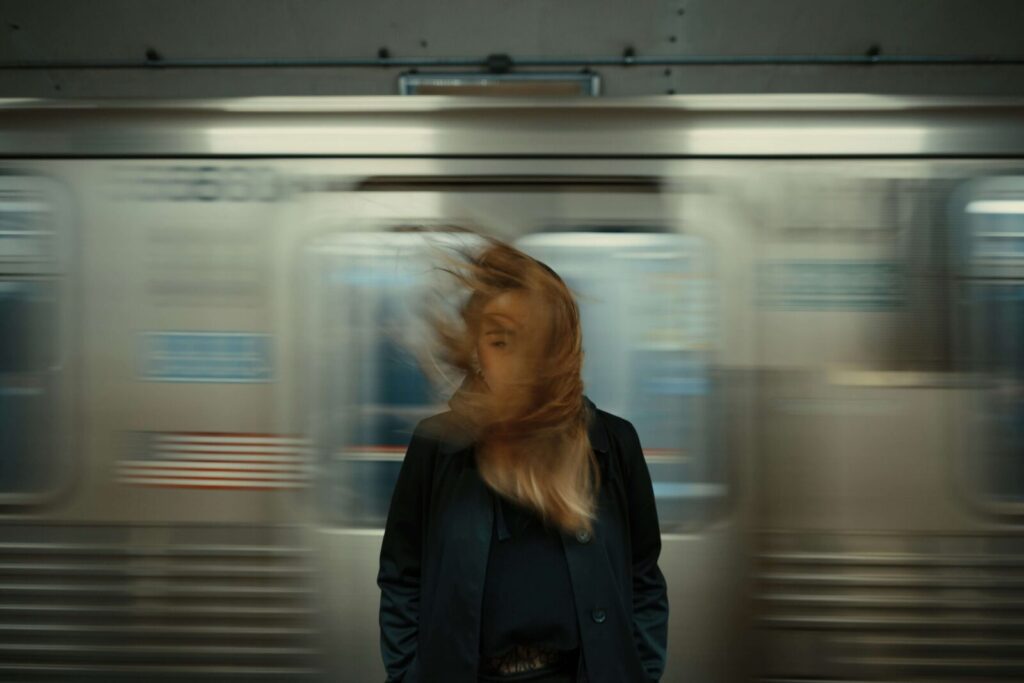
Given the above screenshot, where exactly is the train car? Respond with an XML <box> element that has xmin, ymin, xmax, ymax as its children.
<box><xmin>0</xmin><ymin>95</ymin><xmax>1022</xmax><ymax>681</ymax></box>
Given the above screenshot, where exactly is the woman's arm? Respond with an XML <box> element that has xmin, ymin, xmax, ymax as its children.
<box><xmin>622</xmin><ymin>420</ymin><xmax>670</xmax><ymax>682</ymax></box>
<box><xmin>377</xmin><ymin>422</ymin><xmax>435</xmax><ymax>683</ymax></box>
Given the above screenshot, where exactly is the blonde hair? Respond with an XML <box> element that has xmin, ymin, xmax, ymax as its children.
<box><xmin>428</xmin><ymin>237</ymin><xmax>599</xmax><ymax>533</ymax></box>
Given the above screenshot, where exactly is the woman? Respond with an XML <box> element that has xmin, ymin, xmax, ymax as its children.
<box><xmin>377</xmin><ymin>240</ymin><xmax>668</xmax><ymax>683</ymax></box>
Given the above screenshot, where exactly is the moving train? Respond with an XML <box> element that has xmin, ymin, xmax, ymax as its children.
<box><xmin>1</xmin><ymin>95</ymin><xmax>1023</xmax><ymax>681</ymax></box>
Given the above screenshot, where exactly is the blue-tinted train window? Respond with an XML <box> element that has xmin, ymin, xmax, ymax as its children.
<box><xmin>0</xmin><ymin>176</ymin><xmax>63</xmax><ymax>499</ymax></box>
<box><xmin>517</xmin><ymin>231</ymin><xmax>722</xmax><ymax>528</ymax></box>
<box><xmin>956</xmin><ymin>183</ymin><xmax>1024</xmax><ymax>505</ymax></box>
<box><xmin>307</xmin><ymin>229</ymin><xmax>722</xmax><ymax>528</ymax></box>
<box><xmin>0</xmin><ymin>281</ymin><xmax>58</xmax><ymax>495</ymax></box>
<box><xmin>306</xmin><ymin>233</ymin><xmax>452</xmax><ymax>526</ymax></box>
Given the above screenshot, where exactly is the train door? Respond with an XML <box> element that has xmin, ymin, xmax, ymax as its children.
<box><xmin>953</xmin><ymin>176</ymin><xmax>1024</xmax><ymax>511</ymax></box>
<box><xmin>0</xmin><ymin>162</ymin><xmax>320</xmax><ymax>681</ymax></box>
<box><xmin>0</xmin><ymin>173</ymin><xmax>73</xmax><ymax>505</ymax></box>
<box><xmin>288</xmin><ymin>169</ymin><xmax>746</xmax><ymax>683</ymax></box>
<box><xmin>747</xmin><ymin>162</ymin><xmax>1024</xmax><ymax>682</ymax></box>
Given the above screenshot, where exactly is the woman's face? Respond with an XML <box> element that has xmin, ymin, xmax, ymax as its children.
<box><xmin>476</xmin><ymin>290</ymin><xmax>549</xmax><ymax>406</ymax></box>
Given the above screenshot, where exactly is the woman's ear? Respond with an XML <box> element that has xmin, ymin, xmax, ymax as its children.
<box><xmin>470</xmin><ymin>354</ymin><xmax>485</xmax><ymax>382</ymax></box>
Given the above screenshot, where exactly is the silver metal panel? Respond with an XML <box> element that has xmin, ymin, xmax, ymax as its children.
<box><xmin>758</xmin><ymin>532</ymin><xmax>1024</xmax><ymax>681</ymax></box>
<box><xmin>0</xmin><ymin>526</ymin><xmax>320</xmax><ymax>680</ymax></box>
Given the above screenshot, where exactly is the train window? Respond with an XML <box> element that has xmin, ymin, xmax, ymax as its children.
<box><xmin>517</xmin><ymin>231</ymin><xmax>723</xmax><ymax>529</ymax></box>
<box><xmin>955</xmin><ymin>178</ymin><xmax>1024</xmax><ymax>508</ymax></box>
<box><xmin>304</xmin><ymin>226</ymin><xmax>723</xmax><ymax>529</ymax></box>
<box><xmin>304</xmin><ymin>232</ymin><xmax>458</xmax><ymax>526</ymax></box>
<box><xmin>0</xmin><ymin>176</ymin><xmax>67</xmax><ymax>501</ymax></box>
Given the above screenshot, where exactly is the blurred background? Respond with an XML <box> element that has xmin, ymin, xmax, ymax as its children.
<box><xmin>1</xmin><ymin>1</ymin><xmax>1024</xmax><ymax>681</ymax></box>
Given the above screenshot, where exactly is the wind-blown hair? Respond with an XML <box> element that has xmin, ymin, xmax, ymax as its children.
<box><xmin>427</xmin><ymin>238</ymin><xmax>599</xmax><ymax>533</ymax></box>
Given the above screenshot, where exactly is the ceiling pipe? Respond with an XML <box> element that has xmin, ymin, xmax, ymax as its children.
<box><xmin>1</xmin><ymin>53</ymin><xmax>1023</xmax><ymax>70</ymax></box>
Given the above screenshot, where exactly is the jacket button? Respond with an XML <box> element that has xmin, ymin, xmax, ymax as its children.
<box><xmin>591</xmin><ymin>608</ymin><xmax>606</xmax><ymax>623</ymax></box>
<box><xmin>575</xmin><ymin>529</ymin><xmax>591</xmax><ymax>544</ymax></box>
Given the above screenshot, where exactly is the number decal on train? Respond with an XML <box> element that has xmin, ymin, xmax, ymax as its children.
<box><xmin>112</xmin><ymin>165</ymin><xmax>284</xmax><ymax>202</ymax></box>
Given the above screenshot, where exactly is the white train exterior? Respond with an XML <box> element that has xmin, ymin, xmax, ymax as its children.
<box><xmin>1</xmin><ymin>96</ymin><xmax>1023</xmax><ymax>681</ymax></box>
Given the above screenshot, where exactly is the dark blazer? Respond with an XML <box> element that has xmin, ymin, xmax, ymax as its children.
<box><xmin>377</xmin><ymin>397</ymin><xmax>669</xmax><ymax>683</ymax></box>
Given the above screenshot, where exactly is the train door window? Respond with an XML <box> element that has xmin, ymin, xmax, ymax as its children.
<box><xmin>517</xmin><ymin>231</ymin><xmax>722</xmax><ymax>529</ymax></box>
<box><xmin>954</xmin><ymin>177</ymin><xmax>1024</xmax><ymax>508</ymax></box>
<box><xmin>304</xmin><ymin>231</ymin><xmax>461</xmax><ymax>526</ymax></box>
<box><xmin>0</xmin><ymin>175</ymin><xmax>69</xmax><ymax>502</ymax></box>
<box><xmin>302</xmin><ymin>184</ymin><xmax>724</xmax><ymax>530</ymax></box>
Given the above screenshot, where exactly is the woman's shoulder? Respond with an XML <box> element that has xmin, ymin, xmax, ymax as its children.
<box><xmin>410</xmin><ymin>401</ymin><xmax>641</xmax><ymax>457</ymax></box>
<box><xmin>585</xmin><ymin>398</ymin><xmax>640</xmax><ymax>445</ymax></box>
<box><xmin>413</xmin><ymin>410</ymin><xmax>455</xmax><ymax>437</ymax></box>
<box><xmin>410</xmin><ymin>410</ymin><xmax>474</xmax><ymax>454</ymax></box>
<box><xmin>585</xmin><ymin>398</ymin><xmax>645</xmax><ymax>479</ymax></box>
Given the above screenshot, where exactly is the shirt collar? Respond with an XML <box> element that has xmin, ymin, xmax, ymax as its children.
<box><xmin>583</xmin><ymin>395</ymin><xmax>609</xmax><ymax>454</ymax></box>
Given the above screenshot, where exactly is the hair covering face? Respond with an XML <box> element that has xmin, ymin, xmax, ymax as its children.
<box><xmin>424</xmin><ymin>239</ymin><xmax>598</xmax><ymax>533</ymax></box>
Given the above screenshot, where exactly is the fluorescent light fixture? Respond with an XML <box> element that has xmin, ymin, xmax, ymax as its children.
<box><xmin>966</xmin><ymin>200</ymin><xmax>1024</xmax><ymax>214</ymax></box>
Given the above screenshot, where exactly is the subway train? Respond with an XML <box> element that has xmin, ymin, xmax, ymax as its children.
<box><xmin>1</xmin><ymin>95</ymin><xmax>1023</xmax><ymax>682</ymax></box>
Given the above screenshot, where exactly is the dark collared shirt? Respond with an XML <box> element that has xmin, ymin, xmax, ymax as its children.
<box><xmin>479</xmin><ymin>493</ymin><xmax>580</xmax><ymax>661</ymax></box>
